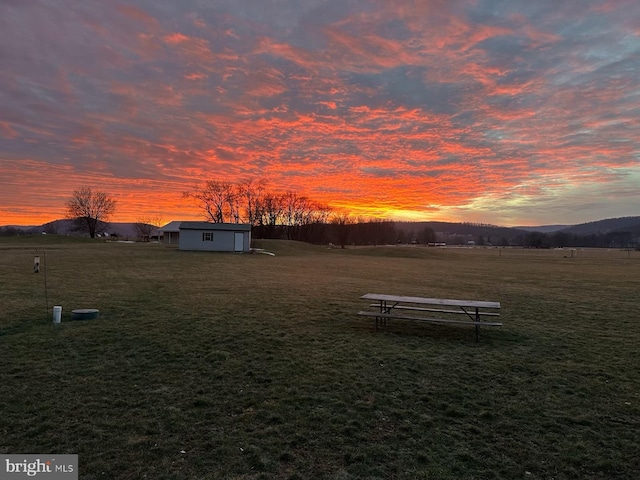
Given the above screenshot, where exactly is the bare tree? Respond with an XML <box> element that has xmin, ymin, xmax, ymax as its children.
<box><xmin>238</xmin><ymin>178</ymin><xmax>267</xmax><ymax>226</ymax></box>
<box><xmin>282</xmin><ymin>191</ymin><xmax>306</xmax><ymax>239</ymax></box>
<box><xmin>310</xmin><ymin>202</ymin><xmax>332</xmax><ymax>225</ymax></box>
<box><xmin>258</xmin><ymin>192</ymin><xmax>285</xmax><ymax>237</ymax></box>
<box><xmin>331</xmin><ymin>213</ymin><xmax>355</xmax><ymax>248</ymax></box>
<box><xmin>184</xmin><ymin>178</ymin><xmax>335</xmax><ymax>243</ymax></box>
<box><xmin>185</xmin><ymin>180</ymin><xmax>237</xmax><ymax>223</ymax></box>
<box><xmin>420</xmin><ymin>226</ymin><xmax>436</xmax><ymax>245</ymax></box>
<box><xmin>134</xmin><ymin>215</ymin><xmax>163</xmax><ymax>241</ymax></box>
<box><xmin>297</xmin><ymin>200</ymin><xmax>332</xmax><ymax>243</ymax></box>
<box><xmin>65</xmin><ymin>187</ymin><xmax>117</xmax><ymax>238</ymax></box>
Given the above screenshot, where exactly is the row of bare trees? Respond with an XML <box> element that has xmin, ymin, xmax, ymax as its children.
<box><xmin>184</xmin><ymin>179</ymin><xmax>336</xmax><ymax>242</ymax></box>
<box><xmin>182</xmin><ymin>179</ymin><xmax>406</xmax><ymax>246</ymax></box>
<box><xmin>61</xmin><ymin>183</ymin><xmax>398</xmax><ymax>246</ymax></box>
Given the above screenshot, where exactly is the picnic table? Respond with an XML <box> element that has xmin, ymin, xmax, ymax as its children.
<box><xmin>358</xmin><ymin>293</ymin><xmax>502</xmax><ymax>341</ymax></box>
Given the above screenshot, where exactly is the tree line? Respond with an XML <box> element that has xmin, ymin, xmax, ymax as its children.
<box><xmin>183</xmin><ymin>179</ymin><xmax>399</xmax><ymax>246</ymax></box>
<box><xmin>4</xmin><ymin>183</ymin><xmax>638</xmax><ymax>249</ymax></box>
<box><xmin>184</xmin><ymin>179</ymin><xmax>329</xmax><ymax>235</ymax></box>
<box><xmin>513</xmin><ymin>230</ymin><xmax>639</xmax><ymax>249</ymax></box>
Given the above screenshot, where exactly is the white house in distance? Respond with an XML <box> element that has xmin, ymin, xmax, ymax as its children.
<box><xmin>158</xmin><ymin>221</ymin><xmax>182</xmax><ymax>244</ymax></box>
<box><xmin>168</xmin><ymin>221</ymin><xmax>252</xmax><ymax>252</ymax></box>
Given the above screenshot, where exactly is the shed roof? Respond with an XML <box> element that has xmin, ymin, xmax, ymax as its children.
<box><xmin>179</xmin><ymin>222</ymin><xmax>251</xmax><ymax>232</ymax></box>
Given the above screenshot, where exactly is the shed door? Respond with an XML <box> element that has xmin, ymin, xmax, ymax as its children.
<box><xmin>234</xmin><ymin>232</ymin><xmax>244</xmax><ymax>252</ymax></box>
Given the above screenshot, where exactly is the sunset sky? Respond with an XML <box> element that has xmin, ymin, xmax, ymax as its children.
<box><xmin>1</xmin><ymin>0</ymin><xmax>639</xmax><ymax>227</ymax></box>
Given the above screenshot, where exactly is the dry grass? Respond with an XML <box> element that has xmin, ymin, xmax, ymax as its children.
<box><xmin>1</xmin><ymin>237</ymin><xmax>639</xmax><ymax>479</ymax></box>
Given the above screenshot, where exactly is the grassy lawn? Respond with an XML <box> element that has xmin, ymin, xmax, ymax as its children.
<box><xmin>1</xmin><ymin>237</ymin><xmax>638</xmax><ymax>479</ymax></box>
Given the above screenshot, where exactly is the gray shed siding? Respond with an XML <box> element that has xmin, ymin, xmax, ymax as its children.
<box><xmin>178</xmin><ymin>223</ymin><xmax>251</xmax><ymax>252</ymax></box>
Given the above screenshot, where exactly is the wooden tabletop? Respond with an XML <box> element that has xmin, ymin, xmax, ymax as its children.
<box><xmin>361</xmin><ymin>293</ymin><xmax>500</xmax><ymax>309</ymax></box>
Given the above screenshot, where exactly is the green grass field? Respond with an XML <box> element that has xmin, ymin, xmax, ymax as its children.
<box><xmin>1</xmin><ymin>237</ymin><xmax>638</xmax><ymax>479</ymax></box>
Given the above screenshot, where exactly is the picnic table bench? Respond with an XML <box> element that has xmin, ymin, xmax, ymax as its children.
<box><xmin>358</xmin><ymin>293</ymin><xmax>502</xmax><ymax>341</ymax></box>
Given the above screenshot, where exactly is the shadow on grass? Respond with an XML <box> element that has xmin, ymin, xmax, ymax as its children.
<box><xmin>0</xmin><ymin>322</ymin><xmax>38</xmax><ymax>337</ymax></box>
<box><xmin>348</xmin><ymin>316</ymin><xmax>529</xmax><ymax>345</ymax></box>
<box><xmin>0</xmin><ymin>314</ymin><xmax>53</xmax><ymax>337</ymax></box>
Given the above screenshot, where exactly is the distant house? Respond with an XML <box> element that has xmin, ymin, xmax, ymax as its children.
<box><xmin>178</xmin><ymin>222</ymin><xmax>252</xmax><ymax>252</ymax></box>
<box><xmin>158</xmin><ymin>221</ymin><xmax>183</xmax><ymax>245</ymax></box>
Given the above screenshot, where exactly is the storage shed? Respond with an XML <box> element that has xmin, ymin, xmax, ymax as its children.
<box><xmin>178</xmin><ymin>222</ymin><xmax>252</xmax><ymax>252</ymax></box>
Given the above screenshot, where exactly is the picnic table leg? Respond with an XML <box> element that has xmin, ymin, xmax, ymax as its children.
<box><xmin>475</xmin><ymin>307</ymin><xmax>480</xmax><ymax>342</ymax></box>
<box><xmin>383</xmin><ymin>301</ymin><xmax>387</xmax><ymax>327</ymax></box>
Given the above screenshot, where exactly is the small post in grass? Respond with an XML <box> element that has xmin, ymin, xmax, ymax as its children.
<box><xmin>35</xmin><ymin>250</ymin><xmax>49</xmax><ymax>321</ymax></box>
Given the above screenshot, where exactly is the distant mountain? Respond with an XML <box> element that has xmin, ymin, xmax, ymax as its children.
<box><xmin>43</xmin><ymin>220</ymin><xmax>144</xmax><ymax>238</ymax></box>
<box><xmin>2</xmin><ymin>219</ymin><xmax>144</xmax><ymax>238</ymax></box>
<box><xmin>559</xmin><ymin>216</ymin><xmax>640</xmax><ymax>235</ymax></box>
<box><xmin>4</xmin><ymin>224</ymin><xmax>39</xmax><ymax>230</ymax></box>
<box><xmin>396</xmin><ymin>217</ymin><xmax>640</xmax><ymax>237</ymax></box>
<box><xmin>514</xmin><ymin>225</ymin><xmax>573</xmax><ymax>233</ymax></box>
